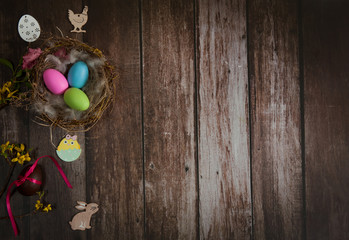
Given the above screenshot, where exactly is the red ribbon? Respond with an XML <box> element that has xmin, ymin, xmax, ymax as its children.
<box><xmin>6</xmin><ymin>155</ymin><xmax>73</xmax><ymax>236</ymax></box>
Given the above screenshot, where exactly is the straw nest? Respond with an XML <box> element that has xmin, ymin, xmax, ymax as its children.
<box><xmin>23</xmin><ymin>36</ymin><xmax>116</xmax><ymax>132</ymax></box>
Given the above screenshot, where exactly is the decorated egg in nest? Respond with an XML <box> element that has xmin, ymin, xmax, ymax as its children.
<box><xmin>56</xmin><ymin>134</ymin><xmax>81</xmax><ymax>162</ymax></box>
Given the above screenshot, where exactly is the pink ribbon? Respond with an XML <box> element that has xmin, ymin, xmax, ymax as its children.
<box><xmin>6</xmin><ymin>155</ymin><xmax>73</xmax><ymax>236</ymax></box>
<box><xmin>65</xmin><ymin>134</ymin><xmax>77</xmax><ymax>141</ymax></box>
<box><xmin>18</xmin><ymin>176</ymin><xmax>42</xmax><ymax>185</ymax></box>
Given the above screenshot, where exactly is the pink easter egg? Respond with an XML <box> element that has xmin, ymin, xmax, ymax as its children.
<box><xmin>43</xmin><ymin>69</ymin><xmax>69</xmax><ymax>95</ymax></box>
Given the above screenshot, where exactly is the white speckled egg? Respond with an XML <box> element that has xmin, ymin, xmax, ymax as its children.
<box><xmin>18</xmin><ymin>15</ymin><xmax>41</xmax><ymax>42</ymax></box>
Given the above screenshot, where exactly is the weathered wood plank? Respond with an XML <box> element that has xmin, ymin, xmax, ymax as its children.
<box><xmin>303</xmin><ymin>1</ymin><xmax>349</xmax><ymax>239</ymax></box>
<box><xmin>84</xmin><ymin>0</ymin><xmax>144</xmax><ymax>239</ymax></box>
<box><xmin>0</xmin><ymin>112</ymin><xmax>30</xmax><ymax>240</ymax></box>
<box><xmin>142</xmin><ymin>0</ymin><xmax>197</xmax><ymax>239</ymax></box>
<box><xmin>0</xmin><ymin>1</ymin><xmax>30</xmax><ymax>239</ymax></box>
<box><xmin>248</xmin><ymin>0</ymin><xmax>303</xmax><ymax>239</ymax></box>
<box><xmin>26</xmin><ymin>1</ymin><xmax>87</xmax><ymax>239</ymax></box>
<box><xmin>196</xmin><ymin>0</ymin><xmax>251</xmax><ymax>239</ymax></box>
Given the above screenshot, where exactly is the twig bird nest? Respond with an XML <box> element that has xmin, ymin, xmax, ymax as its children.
<box><xmin>27</xmin><ymin>36</ymin><xmax>116</xmax><ymax>132</ymax></box>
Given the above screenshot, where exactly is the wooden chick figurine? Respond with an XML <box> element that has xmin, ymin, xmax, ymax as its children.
<box><xmin>68</xmin><ymin>6</ymin><xmax>88</xmax><ymax>33</ymax></box>
<box><xmin>69</xmin><ymin>201</ymin><xmax>99</xmax><ymax>230</ymax></box>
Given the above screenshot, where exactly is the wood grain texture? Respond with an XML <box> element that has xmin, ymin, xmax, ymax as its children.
<box><xmin>303</xmin><ymin>1</ymin><xmax>349</xmax><ymax>239</ymax></box>
<box><xmin>84</xmin><ymin>0</ymin><xmax>144</xmax><ymax>239</ymax></box>
<box><xmin>196</xmin><ymin>0</ymin><xmax>251</xmax><ymax>239</ymax></box>
<box><xmin>26</xmin><ymin>1</ymin><xmax>87</xmax><ymax>239</ymax></box>
<box><xmin>142</xmin><ymin>0</ymin><xmax>197</xmax><ymax>239</ymax></box>
<box><xmin>248</xmin><ymin>1</ymin><xmax>303</xmax><ymax>239</ymax></box>
<box><xmin>0</xmin><ymin>1</ymin><xmax>30</xmax><ymax>239</ymax></box>
<box><xmin>1</xmin><ymin>1</ymin><xmax>349</xmax><ymax>239</ymax></box>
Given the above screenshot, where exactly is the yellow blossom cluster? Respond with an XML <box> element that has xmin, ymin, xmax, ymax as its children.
<box><xmin>12</xmin><ymin>152</ymin><xmax>31</xmax><ymax>165</ymax></box>
<box><xmin>35</xmin><ymin>200</ymin><xmax>52</xmax><ymax>212</ymax></box>
<box><xmin>35</xmin><ymin>192</ymin><xmax>52</xmax><ymax>213</ymax></box>
<box><xmin>0</xmin><ymin>141</ymin><xmax>31</xmax><ymax>165</ymax></box>
<box><xmin>0</xmin><ymin>81</ymin><xmax>18</xmax><ymax>104</ymax></box>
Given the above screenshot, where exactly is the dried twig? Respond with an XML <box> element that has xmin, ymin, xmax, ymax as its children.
<box><xmin>0</xmin><ymin>209</ymin><xmax>38</xmax><ymax>220</ymax></box>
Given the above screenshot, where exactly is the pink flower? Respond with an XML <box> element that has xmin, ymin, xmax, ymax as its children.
<box><xmin>22</xmin><ymin>48</ymin><xmax>42</xmax><ymax>69</ymax></box>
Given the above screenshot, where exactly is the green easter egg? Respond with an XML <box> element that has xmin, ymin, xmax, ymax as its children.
<box><xmin>64</xmin><ymin>88</ymin><xmax>90</xmax><ymax>111</ymax></box>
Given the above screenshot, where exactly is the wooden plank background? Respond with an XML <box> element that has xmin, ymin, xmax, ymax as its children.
<box><xmin>303</xmin><ymin>0</ymin><xmax>349</xmax><ymax>239</ymax></box>
<box><xmin>0</xmin><ymin>0</ymin><xmax>348</xmax><ymax>239</ymax></box>
<box><xmin>0</xmin><ymin>2</ymin><xmax>29</xmax><ymax>239</ymax></box>
<box><xmin>197</xmin><ymin>0</ymin><xmax>251</xmax><ymax>239</ymax></box>
<box><xmin>248</xmin><ymin>0</ymin><xmax>303</xmax><ymax>239</ymax></box>
<box><xmin>142</xmin><ymin>1</ymin><xmax>197</xmax><ymax>239</ymax></box>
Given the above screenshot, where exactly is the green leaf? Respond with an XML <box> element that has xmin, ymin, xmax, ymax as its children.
<box><xmin>15</xmin><ymin>69</ymin><xmax>23</xmax><ymax>78</ymax></box>
<box><xmin>0</xmin><ymin>58</ymin><xmax>14</xmax><ymax>73</ymax></box>
<box><xmin>37</xmin><ymin>191</ymin><xmax>44</xmax><ymax>199</ymax></box>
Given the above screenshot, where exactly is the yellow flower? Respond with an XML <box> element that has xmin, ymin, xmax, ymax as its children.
<box><xmin>1</xmin><ymin>141</ymin><xmax>14</xmax><ymax>153</ymax></box>
<box><xmin>14</xmin><ymin>144</ymin><xmax>25</xmax><ymax>152</ymax></box>
<box><xmin>1</xmin><ymin>82</ymin><xmax>11</xmax><ymax>94</ymax></box>
<box><xmin>8</xmin><ymin>144</ymin><xmax>14</xmax><ymax>152</ymax></box>
<box><xmin>7</xmin><ymin>90</ymin><xmax>18</xmax><ymax>98</ymax></box>
<box><xmin>43</xmin><ymin>204</ymin><xmax>52</xmax><ymax>212</ymax></box>
<box><xmin>23</xmin><ymin>152</ymin><xmax>31</xmax><ymax>162</ymax></box>
<box><xmin>1</xmin><ymin>141</ymin><xmax>9</xmax><ymax>153</ymax></box>
<box><xmin>11</xmin><ymin>152</ymin><xmax>21</xmax><ymax>163</ymax></box>
<box><xmin>17</xmin><ymin>157</ymin><xmax>24</xmax><ymax>165</ymax></box>
<box><xmin>35</xmin><ymin>200</ymin><xmax>43</xmax><ymax>210</ymax></box>
<box><xmin>5</xmin><ymin>81</ymin><xmax>11</xmax><ymax>88</ymax></box>
<box><xmin>11</xmin><ymin>150</ymin><xmax>30</xmax><ymax>165</ymax></box>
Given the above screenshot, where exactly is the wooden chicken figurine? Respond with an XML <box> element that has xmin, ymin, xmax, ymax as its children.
<box><xmin>68</xmin><ymin>6</ymin><xmax>88</xmax><ymax>33</ymax></box>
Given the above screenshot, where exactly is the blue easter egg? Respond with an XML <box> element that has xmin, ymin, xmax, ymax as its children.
<box><xmin>68</xmin><ymin>61</ymin><xmax>89</xmax><ymax>88</ymax></box>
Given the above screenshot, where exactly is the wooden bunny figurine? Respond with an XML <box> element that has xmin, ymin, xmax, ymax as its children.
<box><xmin>69</xmin><ymin>201</ymin><xmax>99</xmax><ymax>230</ymax></box>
